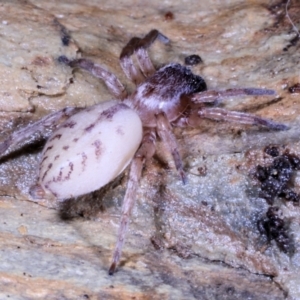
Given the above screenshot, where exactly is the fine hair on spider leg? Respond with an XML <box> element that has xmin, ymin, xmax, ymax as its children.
<box><xmin>0</xmin><ymin>29</ymin><xmax>289</xmax><ymax>275</ymax></box>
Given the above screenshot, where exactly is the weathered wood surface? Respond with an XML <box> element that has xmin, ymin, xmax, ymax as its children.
<box><xmin>0</xmin><ymin>0</ymin><xmax>299</xmax><ymax>299</ymax></box>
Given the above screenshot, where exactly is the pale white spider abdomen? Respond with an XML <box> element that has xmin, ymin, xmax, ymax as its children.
<box><xmin>39</xmin><ymin>100</ymin><xmax>143</xmax><ymax>199</ymax></box>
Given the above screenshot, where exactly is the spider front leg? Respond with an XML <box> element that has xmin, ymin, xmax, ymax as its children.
<box><xmin>177</xmin><ymin>88</ymin><xmax>289</xmax><ymax>130</ymax></box>
<box><xmin>197</xmin><ymin>107</ymin><xmax>289</xmax><ymax>130</ymax></box>
<box><xmin>156</xmin><ymin>113</ymin><xmax>187</xmax><ymax>183</ymax></box>
<box><xmin>0</xmin><ymin>107</ymin><xmax>82</xmax><ymax>157</ymax></box>
<box><xmin>120</xmin><ymin>29</ymin><xmax>169</xmax><ymax>83</ymax></box>
<box><xmin>58</xmin><ymin>56</ymin><xmax>127</xmax><ymax>100</ymax></box>
<box><xmin>190</xmin><ymin>88</ymin><xmax>276</xmax><ymax>105</ymax></box>
<box><xmin>109</xmin><ymin>129</ymin><xmax>156</xmax><ymax>275</ymax></box>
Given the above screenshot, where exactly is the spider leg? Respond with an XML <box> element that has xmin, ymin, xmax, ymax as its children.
<box><xmin>119</xmin><ymin>37</ymin><xmax>145</xmax><ymax>85</ymax></box>
<box><xmin>58</xmin><ymin>56</ymin><xmax>127</xmax><ymax>99</ymax></box>
<box><xmin>197</xmin><ymin>107</ymin><xmax>289</xmax><ymax>130</ymax></box>
<box><xmin>190</xmin><ymin>88</ymin><xmax>276</xmax><ymax>105</ymax></box>
<box><xmin>109</xmin><ymin>129</ymin><xmax>156</xmax><ymax>275</ymax></box>
<box><xmin>176</xmin><ymin>88</ymin><xmax>288</xmax><ymax>130</ymax></box>
<box><xmin>156</xmin><ymin>112</ymin><xmax>187</xmax><ymax>183</ymax></box>
<box><xmin>135</xmin><ymin>30</ymin><xmax>169</xmax><ymax>77</ymax></box>
<box><xmin>120</xmin><ymin>29</ymin><xmax>169</xmax><ymax>82</ymax></box>
<box><xmin>0</xmin><ymin>107</ymin><xmax>81</xmax><ymax>157</ymax></box>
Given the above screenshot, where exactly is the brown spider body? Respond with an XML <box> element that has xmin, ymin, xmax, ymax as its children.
<box><xmin>0</xmin><ymin>29</ymin><xmax>288</xmax><ymax>275</ymax></box>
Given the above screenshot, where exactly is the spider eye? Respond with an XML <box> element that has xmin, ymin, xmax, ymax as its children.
<box><xmin>190</xmin><ymin>75</ymin><xmax>207</xmax><ymax>93</ymax></box>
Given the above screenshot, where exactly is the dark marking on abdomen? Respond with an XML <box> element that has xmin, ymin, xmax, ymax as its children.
<box><xmin>85</xmin><ymin>123</ymin><xmax>95</xmax><ymax>132</ymax></box>
<box><xmin>65</xmin><ymin>162</ymin><xmax>74</xmax><ymax>180</ymax></box>
<box><xmin>49</xmin><ymin>134</ymin><xmax>62</xmax><ymax>141</ymax></box>
<box><xmin>81</xmin><ymin>152</ymin><xmax>87</xmax><ymax>171</ymax></box>
<box><xmin>100</xmin><ymin>103</ymin><xmax>129</xmax><ymax>120</ymax></box>
<box><xmin>92</xmin><ymin>140</ymin><xmax>102</xmax><ymax>158</ymax></box>
<box><xmin>41</xmin><ymin>163</ymin><xmax>53</xmax><ymax>181</ymax></box>
<box><xmin>116</xmin><ymin>126</ymin><xmax>124</xmax><ymax>135</ymax></box>
<box><xmin>44</xmin><ymin>145</ymin><xmax>53</xmax><ymax>154</ymax></box>
<box><xmin>63</xmin><ymin>120</ymin><xmax>77</xmax><ymax>128</ymax></box>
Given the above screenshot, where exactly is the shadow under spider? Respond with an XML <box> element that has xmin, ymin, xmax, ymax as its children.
<box><xmin>58</xmin><ymin>173</ymin><xmax>126</xmax><ymax>220</ymax></box>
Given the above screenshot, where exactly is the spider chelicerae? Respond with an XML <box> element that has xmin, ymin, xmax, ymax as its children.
<box><xmin>0</xmin><ymin>29</ymin><xmax>288</xmax><ymax>274</ymax></box>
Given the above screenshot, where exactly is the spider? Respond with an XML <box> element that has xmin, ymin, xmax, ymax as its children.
<box><xmin>0</xmin><ymin>29</ymin><xmax>288</xmax><ymax>275</ymax></box>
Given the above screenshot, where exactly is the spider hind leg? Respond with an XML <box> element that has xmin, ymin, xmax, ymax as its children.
<box><xmin>0</xmin><ymin>107</ymin><xmax>81</xmax><ymax>158</ymax></box>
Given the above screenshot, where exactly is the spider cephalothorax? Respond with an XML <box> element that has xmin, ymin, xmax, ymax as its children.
<box><xmin>128</xmin><ymin>63</ymin><xmax>207</xmax><ymax>126</ymax></box>
<box><xmin>0</xmin><ymin>29</ymin><xmax>288</xmax><ymax>275</ymax></box>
